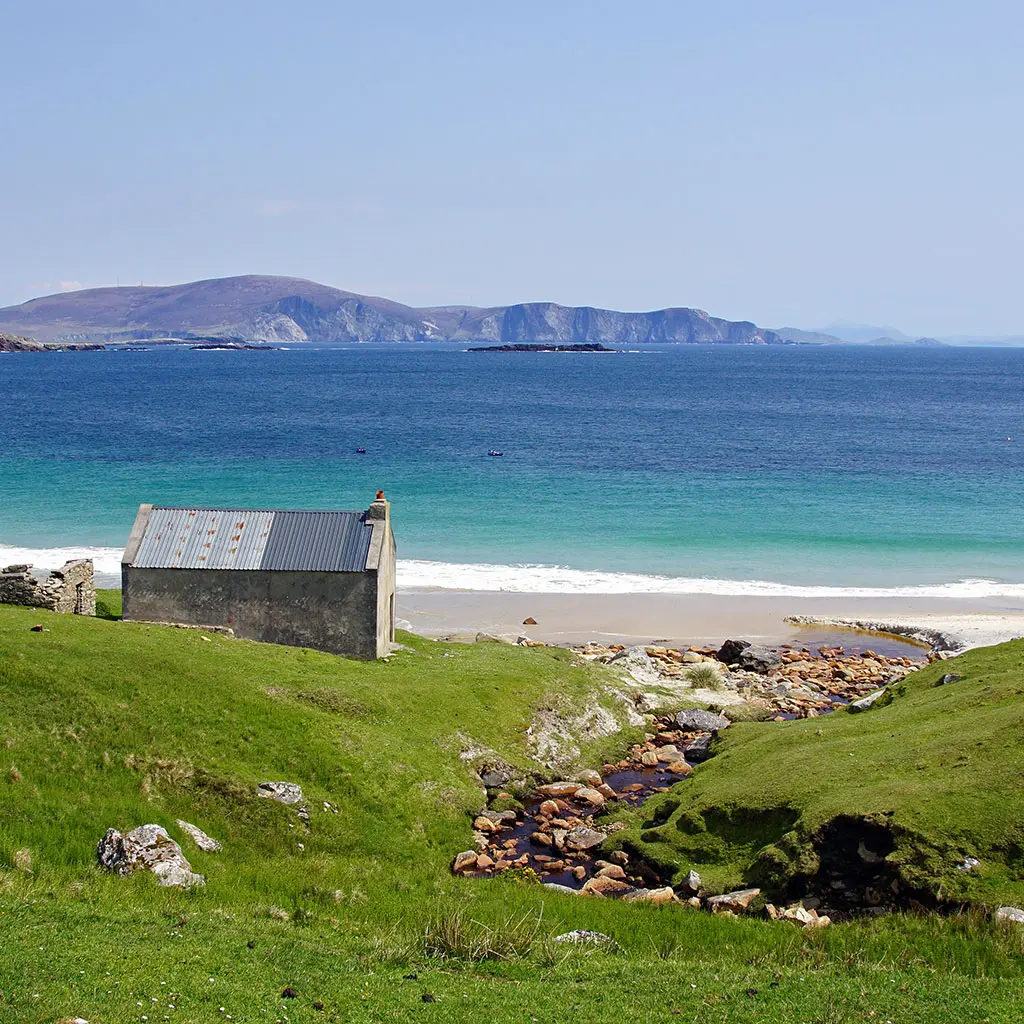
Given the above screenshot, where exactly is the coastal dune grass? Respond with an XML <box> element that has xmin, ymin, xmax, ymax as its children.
<box><xmin>2</xmin><ymin>596</ymin><xmax>1024</xmax><ymax>1021</ymax></box>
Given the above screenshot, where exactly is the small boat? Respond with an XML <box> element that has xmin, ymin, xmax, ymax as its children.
<box><xmin>488</xmin><ymin>449</ymin><xmax>504</xmax><ymax>457</ymax></box>
<box><xmin>355</xmin><ymin>447</ymin><xmax>367</xmax><ymax>454</ymax></box>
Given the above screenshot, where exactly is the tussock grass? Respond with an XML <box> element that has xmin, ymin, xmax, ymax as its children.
<box><xmin>686</xmin><ymin>662</ymin><xmax>727</xmax><ymax>690</ymax></box>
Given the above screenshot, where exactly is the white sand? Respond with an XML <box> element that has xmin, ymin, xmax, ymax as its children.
<box><xmin>396</xmin><ymin>589</ymin><xmax>1024</xmax><ymax>652</ymax></box>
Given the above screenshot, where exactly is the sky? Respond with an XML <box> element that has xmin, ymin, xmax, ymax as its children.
<box><xmin>1</xmin><ymin>0</ymin><xmax>1022</xmax><ymax>336</ymax></box>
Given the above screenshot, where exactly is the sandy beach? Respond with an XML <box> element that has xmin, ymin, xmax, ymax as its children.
<box><xmin>396</xmin><ymin>589</ymin><xmax>1024</xmax><ymax>652</ymax></box>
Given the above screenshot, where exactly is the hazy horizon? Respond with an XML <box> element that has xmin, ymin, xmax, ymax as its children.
<box><xmin>3</xmin><ymin>1</ymin><xmax>1023</xmax><ymax>337</ymax></box>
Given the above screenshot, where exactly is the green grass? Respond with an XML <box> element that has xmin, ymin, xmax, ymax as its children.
<box><xmin>620</xmin><ymin>640</ymin><xmax>1024</xmax><ymax>905</ymax></box>
<box><xmin>2</xmin><ymin>596</ymin><xmax>1024</xmax><ymax>1022</ymax></box>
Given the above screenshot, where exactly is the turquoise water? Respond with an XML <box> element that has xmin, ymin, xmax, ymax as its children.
<box><xmin>1</xmin><ymin>344</ymin><xmax>1021</xmax><ymax>593</ymax></box>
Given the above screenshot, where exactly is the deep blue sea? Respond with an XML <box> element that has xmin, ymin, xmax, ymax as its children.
<box><xmin>1</xmin><ymin>343</ymin><xmax>1022</xmax><ymax>595</ymax></box>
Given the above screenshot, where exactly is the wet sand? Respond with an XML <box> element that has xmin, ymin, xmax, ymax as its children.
<box><xmin>396</xmin><ymin>589</ymin><xmax>1024</xmax><ymax>652</ymax></box>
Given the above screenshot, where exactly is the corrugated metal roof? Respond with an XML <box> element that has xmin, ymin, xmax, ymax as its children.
<box><xmin>132</xmin><ymin>509</ymin><xmax>276</xmax><ymax>569</ymax></box>
<box><xmin>261</xmin><ymin>510</ymin><xmax>372</xmax><ymax>572</ymax></box>
<box><xmin>130</xmin><ymin>508</ymin><xmax>371</xmax><ymax>572</ymax></box>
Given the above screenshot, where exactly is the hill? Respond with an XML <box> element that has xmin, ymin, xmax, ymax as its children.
<box><xmin>0</xmin><ymin>275</ymin><xmax>793</xmax><ymax>345</ymax></box>
<box><xmin>4</xmin><ymin>602</ymin><xmax>1024</xmax><ymax>1019</ymax></box>
<box><xmin>618</xmin><ymin>640</ymin><xmax>1024</xmax><ymax>911</ymax></box>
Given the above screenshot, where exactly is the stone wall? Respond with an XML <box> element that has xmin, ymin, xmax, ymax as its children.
<box><xmin>0</xmin><ymin>559</ymin><xmax>96</xmax><ymax>615</ymax></box>
<box><xmin>122</xmin><ymin>565</ymin><xmax>380</xmax><ymax>659</ymax></box>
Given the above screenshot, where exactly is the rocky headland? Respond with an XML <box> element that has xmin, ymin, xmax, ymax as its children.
<box><xmin>0</xmin><ymin>275</ymin><xmax>796</xmax><ymax>346</ymax></box>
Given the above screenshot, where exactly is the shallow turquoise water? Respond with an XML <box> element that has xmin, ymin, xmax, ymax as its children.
<box><xmin>0</xmin><ymin>344</ymin><xmax>1021</xmax><ymax>592</ymax></box>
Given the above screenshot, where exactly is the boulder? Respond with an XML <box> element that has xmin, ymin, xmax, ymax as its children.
<box><xmin>683</xmin><ymin>735</ymin><xmax>714</xmax><ymax>763</ymax></box>
<box><xmin>581</xmin><ymin>876</ymin><xmax>632</xmax><ymax>897</ymax></box>
<box><xmin>608</xmin><ymin>646</ymin><xmax>662</xmax><ymax>686</ymax></box>
<box><xmin>480</xmin><ymin>765</ymin><xmax>512</xmax><ymax>788</ymax></box>
<box><xmin>574</xmin><ymin>787</ymin><xmax>606</xmax><ymax>808</ymax></box>
<box><xmin>666</xmin><ymin>760</ymin><xmax>693</xmax><ymax>775</ymax></box>
<box><xmin>937</xmin><ymin>673</ymin><xmax>962</xmax><ymax>686</ymax></box>
<box><xmin>175</xmin><ymin>820</ymin><xmax>222</xmax><ymax>853</ymax></box>
<box><xmin>675</xmin><ymin>709</ymin><xmax>730</xmax><ymax>732</ymax></box>
<box><xmin>848</xmin><ymin>688</ymin><xmax>887</xmax><ymax>713</ymax></box>
<box><xmin>565</xmin><ymin>826</ymin><xmax>606</xmax><ymax>851</ymax></box>
<box><xmin>994</xmin><ymin>906</ymin><xmax>1024</xmax><ymax>924</ymax></box>
<box><xmin>680</xmin><ymin>869</ymin><xmax>702</xmax><ymax>895</ymax></box>
<box><xmin>706</xmin><ymin>888</ymin><xmax>760</xmax><ymax>913</ymax></box>
<box><xmin>623</xmin><ymin>886</ymin><xmax>676</xmax><ymax>904</ymax></box>
<box><xmin>451</xmin><ymin>850</ymin><xmax>478</xmax><ymax>874</ymax></box>
<box><xmin>733</xmin><ymin>646</ymin><xmax>782</xmax><ymax>673</ymax></box>
<box><xmin>475</xmin><ymin>632</ymin><xmax>516</xmax><ymax>644</ymax></box>
<box><xmin>257</xmin><ymin>781</ymin><xmax>304</xmax><ymax>804</ymax></box>
<box><xmin>575</xmin><ymin>768</ymin><xmax>603</xmax><ymax>787</ymax></box>
<box><xmin>536</xmin><ymin>781</ymin><xmax>581</xmax><ymax>798</ymax></box>
<box><xmin>542</xmin><ymin>883</ymin><xmax>580</xmax><ymax>896</ymax></box>
<box><xmin>595</xmin><ymin>864</ymin><xmax>627</xmax><ymax>881</ymax></box>
<box><xmin>717</xmin><ymin>639</ymin><xmax>752</xmax><ymax>664</ymax></box>
<box><xmin>96</xmin><ymin>825</ymin><xmax>204</xmax><ymax>887</ymax></box>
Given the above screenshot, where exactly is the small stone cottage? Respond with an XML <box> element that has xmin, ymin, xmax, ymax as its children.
<box><xmin>121</xmin><ymin>495</ymin><xmax>396</xmax><ymax>659</ymax></box>
<box><xmin>0</xmin><ymin>559</ymin><xmax>96</xmax><ymax>615</ymax></box>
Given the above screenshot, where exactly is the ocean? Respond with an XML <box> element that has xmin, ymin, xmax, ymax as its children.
<box><xmin>1</xmin><ymin>343</ymin><xmax>1022</xmax><ymax>596</ymax></box>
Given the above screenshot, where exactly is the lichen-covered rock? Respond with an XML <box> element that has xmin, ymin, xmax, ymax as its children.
<box><xmin>994</xmin><ymin>906</ymin><xmax>1024</xmax><ymax>924</ymax></box>
<box><xmin>565</xmin><ymin>826</ymin><xmax>606</xmax><ymax>851</ymax></box>
<box><xmin>608</xmin><ymin>646</ymin><xmax>662</xmax><ymax>686</ymax></box>
<box><xmin>175</xmin><ymin>819</ymin><xmax>222</xmax><ymax>852</ymax></box>
<box><xmin>96</xmin><ymin>825</ymin><xmax>205</xmax><ymax>887</ymax></box>
<box><xmin>553</xmin><ymin>929</ymin><xmax>616</xmax><ymax>946</ymax></box>
<box><xmin>257</xmin><ymin>781</ymin><xmax>303</xmax><ymax>804</ymax></box>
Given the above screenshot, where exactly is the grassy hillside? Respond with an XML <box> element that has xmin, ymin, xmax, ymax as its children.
<box><xmin>620</xmin><ymin>640</ymin><xmax>1024</xmax><ymax>909</ymax></box>
<box><xmin>3</xmin><ymin>599</ymin><xmax>1024</xmax><ymax>1023</ymax></box>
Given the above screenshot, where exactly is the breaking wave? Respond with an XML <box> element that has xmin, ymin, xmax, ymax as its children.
<box><xmin>3</xmin><ymin>544</ymin><xmax>1023</xmax><ymax>598</ymax></box>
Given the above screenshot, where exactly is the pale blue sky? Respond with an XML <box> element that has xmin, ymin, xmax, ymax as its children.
<box><xmin>2</xmin><ymin>0</ymin><xmax>1022</xmax><ymax>335</ymax></box>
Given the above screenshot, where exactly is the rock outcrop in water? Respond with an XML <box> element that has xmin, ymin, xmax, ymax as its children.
<box><xmin>0</xmin><ymin>275</ymin><xmax>795</xmax><ymax>346</ymax></box>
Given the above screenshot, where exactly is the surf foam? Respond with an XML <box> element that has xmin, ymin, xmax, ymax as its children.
<box><xmin>4</xmin><ymin>544</ymin><xmax>1023</xmax><ymax>598</ymax></box>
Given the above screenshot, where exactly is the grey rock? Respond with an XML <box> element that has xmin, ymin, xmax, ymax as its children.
<box><xmin>257</xmin><ymin>781</ymin><xmax>304</xmax><ymax>804</ymax></box>
<box><xmin>608</xmin><ymin>646</ymin><xmax>661</xmax><ymax>686</ymax></box>
<box><xmin>542</xmin><ymin>883</ymin><xmax>580</xmax><ymax>895</ymax></box>
<box><xmin>857</xmin><ymin>841</ymin><xmax>884</xmax><ymax>865</ymax></box>
<box><xmin>717</xmin><ymin>639</ymin><xmax>752</xmax><ymax>664</ymax></box>
<box><xmin>475</xmin><ymin>632</ymin><xmax>516</xmax><ymax>645</ymax></box>
<box><xmin>564</xmin><ymin>826</ymin><xmax>606</xmax><ymax>851</ymax></box>
<box><xmin>479</xmin><ymin>763</ymin><xmax>513</xmax><ymax>788</ymax></box>
<box><xmin>680</xmin><ymin>869</ymin><xmax>702</xmax><ymax>895</ymax></box>
<box><xmin>554</xmin><ymin>929</ymin><xmax>617</xmax><ymax>947</ymax></box>
<box><xmin>994</xmin><ymin>906</ymin><xmax>1024</xmax><ymax>923</ymax></box>
<box><xmin>175</xmin><ymin>819</ymin><xmax>222</xmax><ymax>853</ymax></box>
<box><xmin>684</xmin><ymin>735</ymin><xmax>714</xmax><ymax>762</ymax></box>
<box><xmin>937</xmin><ymin>673</ymin><xmax>962</xmax><ymax>686</ymax></box>
<box><xmin>848</xmin><ymin>688</ymin><xmax>887</xmax><ymax>713</ymax></box>
<box><xmin>96</xmin><ymin>825</ymin><xmax>204</xmax><ymax>887</ymax></box>
<box><xmin>734</xmin><ymin>645</ymin><xmax>782</xmax><ymax>673</ymax></box>
<box><xmin>675</xmin><ymin>708</ymin><xmax>731</xmax><ymax>732</ymax></box>
<box><xmin>956</xmin><ymin>856</ymin><xmax>981</xmax><ymax>872</ymax></box>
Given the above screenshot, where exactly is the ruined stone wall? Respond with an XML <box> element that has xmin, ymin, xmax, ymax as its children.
<box><xmin>0</xmin><ymin>559</ymin><xmax>96</xmax><ymax>615</ymax></box>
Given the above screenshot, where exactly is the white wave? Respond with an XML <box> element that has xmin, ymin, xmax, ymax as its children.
<box><xmin>396</xmin><ymin>559</ymin><xmax>1024</xmax><ymax>598</ymax></box>
<box><xmin>4</xmin><ymin>543</ymin><xmax>1023</xmax><ymax>598</ymax></box>
<box><xmin>0</xmin><ymin>544</ymin><xmax>124</xmax><ymax>576</ymax></box>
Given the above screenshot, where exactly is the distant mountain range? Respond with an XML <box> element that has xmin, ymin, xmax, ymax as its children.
<box><xmin>0</xmin><ymin>276</ymin><xmax>793</xmax><ymax>346</ymax></box>
<box><xmin>3</xmin><ymin>278</ymin><xmax>1019</xmax><ymax>347</ymax></box>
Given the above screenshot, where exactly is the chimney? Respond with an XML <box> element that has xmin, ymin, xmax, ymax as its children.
<box><xmin>367</xmin><ymin>490</ymin><xmax>389</xmax><ymax>523</ymax></box>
